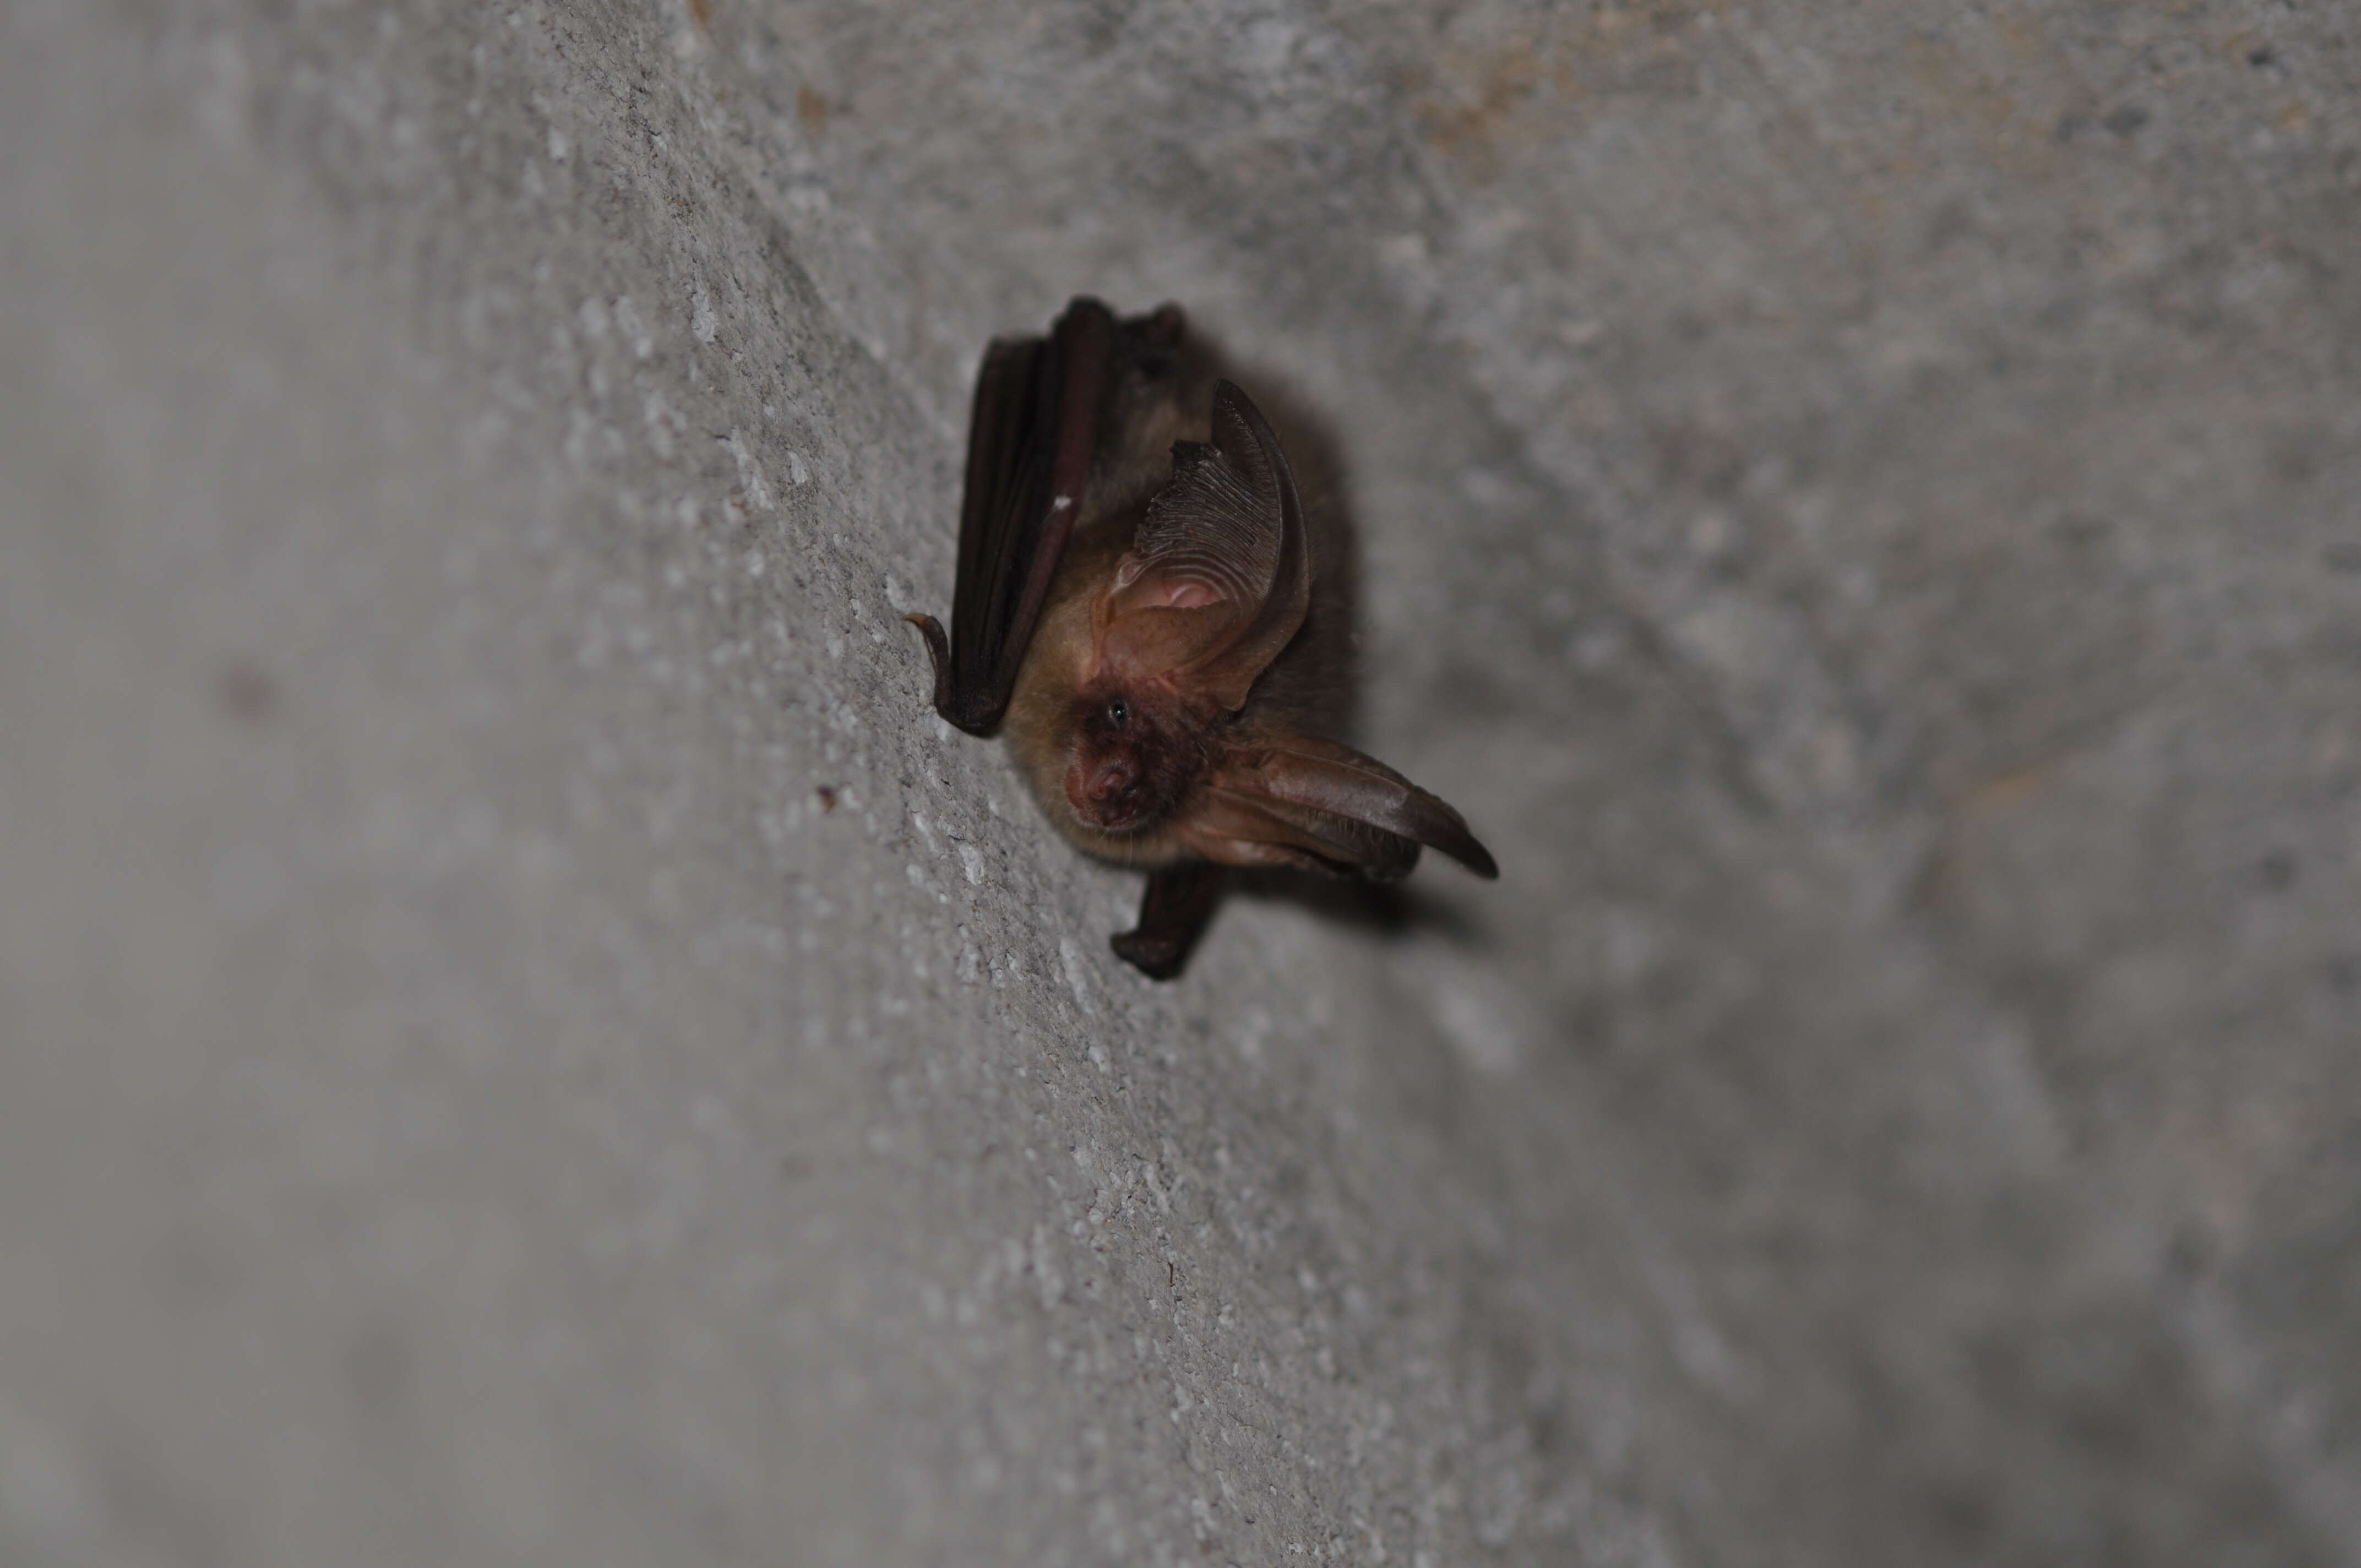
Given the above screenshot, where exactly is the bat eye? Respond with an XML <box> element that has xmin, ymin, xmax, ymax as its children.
<box><xmin>1106</xmin><ymin>696</ymin><xmax>1130</xmax><ymax>730</ymax></box>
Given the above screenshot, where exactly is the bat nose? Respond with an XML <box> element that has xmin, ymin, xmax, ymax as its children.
<box><xmin>1086</xmin><ymin>760</ymin><xmax>1135</xmax><ymax>803</ymax></box>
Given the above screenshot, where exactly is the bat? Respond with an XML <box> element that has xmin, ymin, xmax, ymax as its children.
<box><xmin>907</xmin><ymin>297</ymin><xmax>1497</xmax><ymax>979</ymax></box>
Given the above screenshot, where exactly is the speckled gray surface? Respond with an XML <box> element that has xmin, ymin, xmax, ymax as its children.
<box><xmin>4</xmin><ymin>1</ymin><xmax>2360</xmax><ymax>1564</ymax></box>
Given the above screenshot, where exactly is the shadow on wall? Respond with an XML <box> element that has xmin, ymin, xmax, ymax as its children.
<box><xmin>1195</xmin><ymin>319</ymin><xmax>1499</xmax><ymax>959</ymax></box>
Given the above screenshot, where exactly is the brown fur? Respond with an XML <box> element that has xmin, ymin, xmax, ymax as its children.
<box><xmin>928</xmin><ymin>298</ymin><xmax>1490</xmax><ymax>917</ymax></box>
<box><xmin>1002</xmin><ymin>420</ymin><xmax>1355</xmax><ymax>870</ymax></box>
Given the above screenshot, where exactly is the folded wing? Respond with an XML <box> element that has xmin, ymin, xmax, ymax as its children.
<box><xmin>915</xmin><ymin>297</ymin><xmax>1116</xmax><ymax>735</ymax></box>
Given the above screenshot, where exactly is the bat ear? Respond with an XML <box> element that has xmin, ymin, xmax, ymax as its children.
<box><xmin>1177</xmin><ymin>737</ymin><xmax>1500</xmax><ymax>880</ymax></box>
<box><xmin>1099</xmin><ymin>382</ymin><xmax>1310</xmax><ymax>710</ymax></box>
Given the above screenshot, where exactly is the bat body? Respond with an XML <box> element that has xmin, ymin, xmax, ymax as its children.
<box><xmin>909</xmin><ymin>297</ymin><xmax>1495</xmax><ymax>978</ymax></box>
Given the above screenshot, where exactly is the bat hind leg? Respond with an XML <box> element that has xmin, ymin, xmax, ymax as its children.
<box><xmin>1110</xmin><ymin>862</ymin><xmax>1227</xmax><ymax>980</ymax></box>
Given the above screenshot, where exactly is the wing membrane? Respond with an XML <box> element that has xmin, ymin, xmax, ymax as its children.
<box><xmin>918</xmin><ymin>298</ymin><xmax>1116</xmax><ymax>734</ymax></box>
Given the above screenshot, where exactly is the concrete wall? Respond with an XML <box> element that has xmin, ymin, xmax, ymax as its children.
<box><xmin>4</xmin><ymin>1</ymin><xmax>2358</xmax><ymax>1563</ymax></box>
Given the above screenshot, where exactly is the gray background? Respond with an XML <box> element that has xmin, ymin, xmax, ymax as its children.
<box><xmin>4</xmin><ymin>1</ymin><xmax>2358</xmax><ymax>1563</ymax></box>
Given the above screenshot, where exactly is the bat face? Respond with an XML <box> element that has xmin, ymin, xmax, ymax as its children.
<box><xmin>1058</xmin><ymin>684</ymin><xmax>1205</xmax><ymax>836</ymax></box>
<box><xmin>986</xmin><ymin>521</ymin><xmax>1204</xmax><ymax>856</ymax></box>
<box><xmin>909</xmin><ymin>297</ymin><xmax>1497</xmax><ymax>978</ymax></box>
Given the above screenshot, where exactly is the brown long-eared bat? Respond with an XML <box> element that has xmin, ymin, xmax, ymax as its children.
<box><xmin>907</xmin><ymin>297</ymin><xmax>1497</xmax><ymax>979</ymax></box>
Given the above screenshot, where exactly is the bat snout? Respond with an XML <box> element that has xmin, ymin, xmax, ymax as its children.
<box><xmin>1069</xmin><ymin>756</ymin><xmax>1145</xmax><ymax>830</ymax></box>
<box><xmin>1085</xmin><ymin>759</ymin><xmax>1137</xmax><ymax>803</ymax></box>
<box><xmin>1065</xmin><ymin>747</ymin><xmax>1166</xmax><ymax>834</ymax></box>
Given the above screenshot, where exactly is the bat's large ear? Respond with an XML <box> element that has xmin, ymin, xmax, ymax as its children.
<box><xmin>1177</xmin><ymin>737</ymin><xmax>1500</xmax><ymax>881</ymax></box>
<box><xmin>1099</xmin><ymin>382</ymin><xmax>1310</xmax><ymax>711</ymax></box>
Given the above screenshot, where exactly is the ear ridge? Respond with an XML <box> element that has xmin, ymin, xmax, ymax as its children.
<box><xmin>1222</xmin><ymin>736</ymin><xmax>1500</xmax><ymax>879</ymax></box>
<box><xmin>1101</xmin><ymin>382</ymin><xmax>1310</xmax><ymax>709</ymax></box>
<box><xmin>1112</xmin><ymin>435</ymin><xmax>1270</xmax><ymax>608</ymax></box>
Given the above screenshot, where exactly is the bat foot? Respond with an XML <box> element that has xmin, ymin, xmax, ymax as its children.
<box><xmin>1109</xmin><ymin>861</ymin><xmax>1227</xmax><ymax>981</ymax></box>
<box><xmin>1110</xmin><ymin>927</ymin><xmax>1191</xmax><ymax>981</ymax></box>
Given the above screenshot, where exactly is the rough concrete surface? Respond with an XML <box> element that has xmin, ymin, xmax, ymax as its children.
<box><xmin>3</xmin><ymin>1</ymin><xmax>2359</xmax><ymax>1563</ymax></box>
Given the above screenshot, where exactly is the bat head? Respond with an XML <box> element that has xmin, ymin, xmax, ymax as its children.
<box><xmin>995</xmin><ymin>368</ymin><xmax>1498</xmax><ymax>882</ymax></box>
<box><xmin>1058</xmin><ymin>380</ymin><xmax>1314</xmax><ymax>839</ymax></box>
<box><xmin>1086</xmin><ymin>387</ymin><xmax>1494</xmax><ymax>881</ymax></box>
<box><xmin>1059</xmin><ymin>681</ymin><xmax>1206</xmax><ymax>834</ymax></box>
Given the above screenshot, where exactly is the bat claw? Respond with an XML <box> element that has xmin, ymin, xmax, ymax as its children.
<box><xmin>904</xmin><ymin>612</ymin><xmax>959</xmax><ymax>723</ymax></box>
